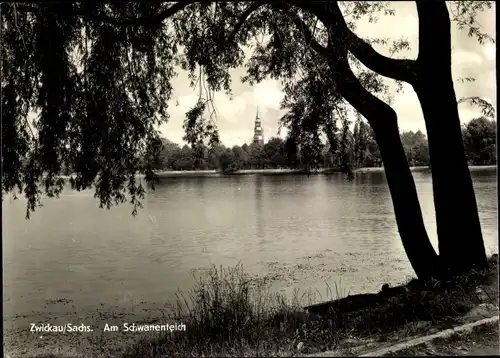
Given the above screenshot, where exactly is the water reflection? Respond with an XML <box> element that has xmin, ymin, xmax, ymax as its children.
<box><xmin>193</xmin><ymin>176</ymin><xmax>206</xmax><ymax>199</ymax></box>
<box><xmin>254</xmin><ymin>175</ymin><xmax>265</xmax><ymax>239</ymax></box>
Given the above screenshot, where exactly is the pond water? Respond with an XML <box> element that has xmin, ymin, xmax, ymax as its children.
<box><xmin>3</xmin><ymin>168</ymin><xmax>497</xmax><ymax>330</ymax></box>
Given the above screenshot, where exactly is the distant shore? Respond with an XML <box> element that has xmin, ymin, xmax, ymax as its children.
<box><xmin>152</xmin><ymin>165</ymin><xmax>495</xmax><ymax>178</ymax></box>
<box><xmin>55</xmin><ymin>165</ymin><xmax>496</xmax><ymax>180</ymax></box>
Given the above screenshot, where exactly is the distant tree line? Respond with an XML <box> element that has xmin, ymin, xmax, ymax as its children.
<box><xmin>142</xmin><ymin>117</ymin><xmax>496</xmax><ymax>173</ymax></box>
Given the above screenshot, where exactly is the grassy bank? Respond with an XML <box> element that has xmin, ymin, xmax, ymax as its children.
<box><xmin>119</xmin><ymin>255</ymin><xmax>498</xmax><ymax>357</ymax></box>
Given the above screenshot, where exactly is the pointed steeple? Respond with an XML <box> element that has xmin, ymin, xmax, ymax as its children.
<box><xmin>253</xmin><ymin>107</ymin><xmax>264</xmax><ymax>145</ymax></box>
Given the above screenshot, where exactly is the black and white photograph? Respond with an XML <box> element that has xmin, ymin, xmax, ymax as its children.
<box><xmin>2</xmin><ymin>1</ymin><xmax>498</xmax><ymax>357</ymax></box>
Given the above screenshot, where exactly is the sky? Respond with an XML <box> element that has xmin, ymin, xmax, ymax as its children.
<box><xmin>160</xmin><ymin>2</ymin><xmax>496</xmax><ymax>147</ymax></box>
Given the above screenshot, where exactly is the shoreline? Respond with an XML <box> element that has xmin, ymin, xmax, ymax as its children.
<box><xmin>152</xmin><ymin>165</ymin><xmax>495</xmax><ymax>178</ymax></box>
<box><xmin>53</xmin><ymin>165</ymin><xmax>496</xmax><ymax>180</ymax></box>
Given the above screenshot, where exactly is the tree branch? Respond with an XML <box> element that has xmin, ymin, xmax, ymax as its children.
<box><xmin>271</xmin><ymin>3</ymin><xmax>331</xmax><ymax>59</ymax></box>
<box><xmin>14</xmin><ymin>1</ymin><xmax>196</xmax><ymax>27</ymax></box>
<box><xmin>95</xmin><ymin>1</ymin><xmax>198</xmax><ymax>27</ymax></box>
<box><xmin>286</xmin><ymin>1</ymin><xmax>417</xmax><ymax>83</ymax></box>
<box><xmin>227</xmin><ymin>0</ymin><xmax>277</xmax><ymax>44</ymax></box>
<box><xmin>16</xmin><ymin>1</ymin><xmax>416</xmax><ymax>83</ymax></box>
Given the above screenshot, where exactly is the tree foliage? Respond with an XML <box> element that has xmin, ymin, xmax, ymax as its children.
<box><xmin>400</xmin><ymin>130</ymin><xmax>429</xmax><ymax>167</ymax></box>
<box><xmin>2</xmin><ymin>3</ymin><xmax>180</xmax><ymax>217</ymax></box>
<box><xmin>462</xmin><ymin>117</ymin><xmax>497</xmax><ymax>166</ymax></box>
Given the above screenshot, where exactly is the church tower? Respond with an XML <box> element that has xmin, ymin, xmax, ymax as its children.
<box><xmin>253</xmin><ymin>108</ymin><xmax>264</xmax><ymax>145</ymax></box>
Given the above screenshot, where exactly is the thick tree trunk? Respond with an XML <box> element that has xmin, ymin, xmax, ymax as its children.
<box><xmin>414</xmin><ymin>1</ymin><xmax>488</xmax><ymax>274</ymax></box>
<box><xmin>367</xmin><ymin>110</ymin><xmax>441</xmax><ymax>281</ymax></box>
<box><xmin>335</xmin><ymin>66</ymin><xmax>441</xmax><ymax>281</ymax></box>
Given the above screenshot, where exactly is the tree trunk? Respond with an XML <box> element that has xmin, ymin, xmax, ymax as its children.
<box><xmin>370</xmin><ymin>111</ymin><xmax>442</xmax><ymax>281</ymax></box>
<box><xmin>335</xmin><ymin>66</ymin><xmax>441</xmax><ymax>281</ymax></box>
<box><xmin>413</xmin><ymin>1</ymin><xmax>487</xmax><ymax>274</ymax></box>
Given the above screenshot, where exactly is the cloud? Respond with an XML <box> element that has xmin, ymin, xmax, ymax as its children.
<box><xmin>210</xmin><ymin>94</ymin><xmax>248</xmax><ymax>124</ymax></box>
<box><xmin>453</xmin><ymin>50</ymin><xmax>484</xmax><ymax>67</ymax></box>
<box><xmin>483</xmin><ymin>43</ymin><xmax>496</xmax><ymax>61</ymax></box>
<box><xmin>252</xmin><ymin>80</ymin><xmax>285</xmax><ymax>109</ymax></box>
<box><xmin>176</xmin><ymin>94</ymin><xmax>199</xmax><ymax>110</ymax></box>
